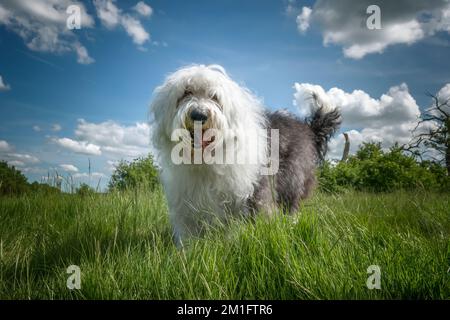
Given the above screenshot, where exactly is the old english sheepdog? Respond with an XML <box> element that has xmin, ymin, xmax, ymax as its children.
<box><xmin>150</xmin><ymin>64</ymin><xmax>340</xmax><ymax>245</ymax></box>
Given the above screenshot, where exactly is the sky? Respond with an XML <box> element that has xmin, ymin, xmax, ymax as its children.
<box><xmin>0</xmin><ymin>0</ymin><xmax>450</xmax><ymax>191</ymax></box>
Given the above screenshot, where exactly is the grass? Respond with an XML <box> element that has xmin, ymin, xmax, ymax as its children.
<box><xmin>0</xmin><ymin>188</ymin><xmax>449</xmax><ymax>299</ymax></box>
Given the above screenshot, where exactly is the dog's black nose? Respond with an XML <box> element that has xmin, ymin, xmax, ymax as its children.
<box><xmin>190</xmin><ymin>109</ymin><xmax>208</xmax><ymax>123</ymax></box>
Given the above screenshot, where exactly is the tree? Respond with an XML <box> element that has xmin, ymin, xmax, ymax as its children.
<box><xmin>0</xmin><ymin>161</ymin><xmax>29</xmax><ymax>195</ymax></box>
<box><xmin>404</xmin><ymin>92</ymin><xmax>450</xmax><ymax>174</ymax></box>
<box><xmin>108</xmin><ymin>155</ymin><xmax>159</xmax><ymax>191</ymax></box>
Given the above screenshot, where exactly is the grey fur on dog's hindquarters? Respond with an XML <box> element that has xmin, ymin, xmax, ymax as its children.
<box><xmin>249</xmin><ymin>107</ymin><xmax>341</xmax><ymax>215</ymax></box>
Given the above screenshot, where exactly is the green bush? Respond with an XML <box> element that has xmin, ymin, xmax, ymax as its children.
<box><xmin>76</xmin><ymin>183</ymin><xmax>96</xmax><ymax>196</ymax></box>
<box><xmin>29</xmin><ymin>181</ymin><xmax>61</xmax><ymax>195</ymax></box>
<box><xmin>108</xmin><ymin>155</ymin><xmax>159</xmax><ymax>191</ymax></box>
<box><xmin>318</xmin><ymin>142</ymin><xmax>449</xmax><ymax>192</ymax></box>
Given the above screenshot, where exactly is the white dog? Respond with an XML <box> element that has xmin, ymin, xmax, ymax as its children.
<box><xmin>150</xmin><ymin>64</ymin><xmax>340</xmax><ymax>245</ymax></box>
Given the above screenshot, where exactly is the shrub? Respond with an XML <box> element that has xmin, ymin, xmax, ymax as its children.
<box><xmin>29</xmin><ymin>181</ymin><xmax>61</xmax><ymax>195</ymax></box>
<box><xmin>108</xmin><ymin>155</ymin><xmax>159</xmax><ymax>191</ymax></box>
<box><xmin>318</xmin><ymin>142</ymin><xmax>449</xmax><ymax>192</ymax></box>
<box><xmin>76</xmin><ymin>183</ymin><xmax>96</xmax><ymax>196</ymax></box>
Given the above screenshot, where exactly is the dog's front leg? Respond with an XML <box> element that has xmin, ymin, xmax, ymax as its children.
<box><xmin>168</xmin><ymin>202</ymin><xmax>203</xmax><ymax>248</ymax></box>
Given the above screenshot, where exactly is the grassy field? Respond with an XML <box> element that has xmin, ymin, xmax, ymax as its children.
<box><xmin>0</xmin><ymin>189</ymin><xmax>449</xmax><ymax>299</ymax></box>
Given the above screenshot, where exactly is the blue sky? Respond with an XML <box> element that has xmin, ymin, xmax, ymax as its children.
<box><xmin>1</xmin><ymin>0</ymin><xmax>450</xmax><ymax>190</ymax></box>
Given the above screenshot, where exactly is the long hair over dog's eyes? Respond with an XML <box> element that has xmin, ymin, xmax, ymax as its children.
<box><xmin>177</xmin><ymin>90</ymin><xmax>193</xmax><ymax>106</ymax></box>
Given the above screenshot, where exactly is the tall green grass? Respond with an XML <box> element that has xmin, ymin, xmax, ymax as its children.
<box><xmin>0</xmin><ymin>189</ymin><xmax>448</xmax><ymax>299</ymax></box>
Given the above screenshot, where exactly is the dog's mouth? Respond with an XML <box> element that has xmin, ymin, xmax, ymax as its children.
<box><xmin>190</xmin><ymin>129</ymin><xmax>216</xmax><ymax>150</ymax></box>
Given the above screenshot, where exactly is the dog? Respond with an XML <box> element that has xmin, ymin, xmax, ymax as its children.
<box><xmin>150</xmin><ymin>64</ymin><xmax>340</xmax><ymax>246</ymax></box>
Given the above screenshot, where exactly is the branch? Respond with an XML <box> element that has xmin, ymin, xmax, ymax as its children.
<box><xmin>425</xmin><ymin>91</ymin><xmax>450</xmax><ymax>118</ymax></box>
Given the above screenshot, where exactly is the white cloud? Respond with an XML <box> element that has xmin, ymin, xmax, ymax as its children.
<box><xmin>22</xmin><ymin>167</ymin><xmax>47</xmax><ymax>174</ymax></box>
<box><xmin>293</xmin><ymin>82</ymin><xmax>423</xmax><ymax>159</ymax></box>
<box><xmin>74</xmin><ymin>119</ymin><xmax>150</xmax><ymax>158</ymax></box>
<box><xmin>0</xmin><ymin>0</ymin><xmax>95</xmax><ymax>64</ymax></box>
<box><xmin>73</xmin><ymin>172</ymin><xmax>105</xmax><ymax>179</ymax></box>
<box><xmin>52</xmin><ymin>119</ymin><xmax>150</xmax><ymax>159</ymax></box>
<box><xmin>0</xmin><ymin>140</ymin><xmax>11</xmax><ymax>152</ymax></box>
<box><xmin>121</xmin><ymin>14</ymin><xmax>150</xmax><ymax>45</ymax></box>
<box><xmin>33</xmin><ymin>125</ymin><xmax>41</xmax><ymax>132</ymax></box>
<box><xmin>296</xmin><ymin>7</ymin><xmax>312</xmax><ymax>33</ymax></box>
<box><xmin>133</xmin><ymin>1</ymin><xmax>153</xmax><ymax>17</ymax></box>
<box><xmin>0</xmin><ymin>140</ymin><xmax>41</xmax><ymax>167</ymax></box>
<box><xmin>434</xmin><ymin>83</ymin><xmax>450</xmax><ymax>115</ymax></box>
<box><xmin>151</xmin><ymin>41</ymin><xmax>168</xmax><ymax>47</ymax></box>
<box><xmin>5</xmin><ymin>153</ymin><xmax>40</xmax><ymax>164</ymax></box>
<box><xmin>8</xmin><ymin>160</ymin><xmax>25</xmax><ymax>167</ymax></box>
<box><xmin>54</xmin><ymin>137</ymin><xmax>102</xmax><ymax>156</ymax></box>
<box><xmin>94</xmin><ymin>0</ymin><xmax>150</xmax><ymax>46</ymax></box>
<box><xmin>52</xmin><ymin>123</ymin><xmax>62</xmax><ymax>132</ymax></box>
<box><xmin>60</xmin><ymin>164</ymin><xmax>79</xmax><ymax>172</ymax></box>
<box><xmin>339</xmin><ymin>20</ymin><xmax>425</xmax><ymax>59</ymax></box>
<box><xmin>106</xmin><ymin>159</ymin><xmax>120</xmax><ymax>171</ymax></box>
<box><xmin>0</xmin><ymin>75</ymin><xmax>10</xmax><ymax>91</ymax></box>
<box><xmin>1</xmin><ymin>0</ymin><xmax>155</xmax><ymax>61</ymax></box>
<box><xmin>94</xmin><ymin>0</ymin><xmax>120</xmax><ymax>28</ymax></box>
<box><xmin>297</xmin><ymin>0</ymin><xmax>450</xmax><ymax>59</ymax></box>
<box><xmin>74</xmin><ymin>42</ymin><xmax>95</xmax><ymax>65</ymax></box>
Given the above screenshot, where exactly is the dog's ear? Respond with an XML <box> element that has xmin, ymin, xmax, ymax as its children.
<box><xmin>207</xmin><ymin>64</ymin><xmax>228</xmax><ymax>77</ymax></box>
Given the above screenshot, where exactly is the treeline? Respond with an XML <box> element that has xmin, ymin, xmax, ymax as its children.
<box><xmin>318</xmin><ymin>142</ymin><xmax>449</xmax><ymax>193</ymax></box>
<box><xmin>0</xmin><ymin>155</ymin><xmax>160</xmax><ymax>196</ymax></box>
<box><xmin>0</xmin><ymin>161</ymin><xmax>60</xmax><ymax>196</ymax></box>
<box><xmin>1</xmin><ymin>143</ymin><xmax>449</xmax><ymax>197</ymax></box>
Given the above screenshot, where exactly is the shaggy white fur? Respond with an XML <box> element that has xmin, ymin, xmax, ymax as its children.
<box><xmin>150</xmin><ymin>65</ymin><xmax>268</xmax><ymax>245</ymax></box>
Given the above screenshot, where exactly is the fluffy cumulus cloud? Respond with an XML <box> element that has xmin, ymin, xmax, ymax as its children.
<box><xmin>94</xmin><ymin>0</ymin><xmax>150</xmax><ymax>46</ymax></box>
<box><xmin>53</xmin><ymin>119</ymin><xmax>150</xmax><ymax>158</ymax></box>
<box><xmin>0</xmin><ymin>0</ymin><xmax>95</xmax><ymax>64</ymax></box>
<box><xmin>293</xmin><ymin>82</ymin><xmax>426</xmax><ymax>159</ymax></box>
<box><xmin>53</xmin><ymin>137</ymin><xmax>102</xmax><ymax>156</ymax></box>
<box><xmin>74</xmin><ymin>119</ymin><xmax>150</xmax><ymax>157</ymax></box>
<box><xmin>0</xmin><ymin>0</ymin><xmax>154</xmax><ymax>63</ymax></box>
<box><xmin>295</xmin><ymin>0</ymin><xmax>450</xmax><ymax>59</ymax></box>
<box><xmin>0</xmin><ymin>75</ymin><xmax>11</xmax><ymax>91</ymax></box>
<box><xmin>59</xmin><ymin>164</ymin><xmax>79</xmax><ymax>172</ymax></box>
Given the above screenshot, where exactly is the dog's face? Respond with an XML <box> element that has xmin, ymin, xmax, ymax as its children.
<box><xmin>151</xmin><ymin>65</ymin><xmax>245</xmax><ymax>150</ymax></box>
<box><xmin>150</xmin><ymin>64</ymin><xmax>267</xmax><ymax>168</ymax></box>
<box><xmin>175</xmin><ymin>76</ymin><xmax>226</xmax><ymax>150</ymax></box>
